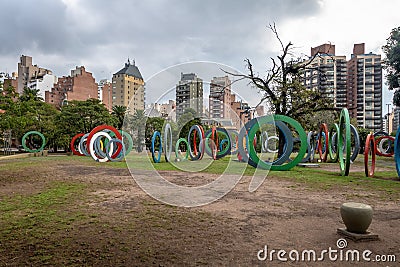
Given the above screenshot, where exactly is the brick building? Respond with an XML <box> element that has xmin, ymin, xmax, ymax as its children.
<box><xmin>45</xmin><ymin>66</ymin><xmax>98</xmax><ymax>109</ymax></box>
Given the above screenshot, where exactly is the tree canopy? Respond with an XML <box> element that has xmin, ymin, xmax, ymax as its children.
<box><xmin>0</xmin><ymin>88</ymin><xmax>119</xmax><ymax>151</ymax></box>
<box><xmin>112</xmin><ymin>105</ymin><xmax>128</xmax><ymax>129</ymax></box>
<box><xmin>383</xmin><ymin>26</ymin><xmax>400</xmax><ymax>92</ymax></box>
<box><xmin>56</xmin><ymin>99</ymin><xmax>116</xmax><ymax>135</ymax></box>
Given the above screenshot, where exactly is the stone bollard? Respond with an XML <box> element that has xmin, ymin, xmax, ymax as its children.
<box><xmin>340</xmin><ymin>202</ymin><xmax>373</xmax><ymax>234</ymax></box>
<box><xmin>337</xmin><ymin>202</ymin><xmax>379</xmax><ymax>241</ymax></box>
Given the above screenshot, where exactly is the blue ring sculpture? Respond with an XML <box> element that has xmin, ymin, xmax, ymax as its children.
<box><xmin>151</xmin><ymin>131</ymin><xmax>162</xmax><ymax>163</ymax></box>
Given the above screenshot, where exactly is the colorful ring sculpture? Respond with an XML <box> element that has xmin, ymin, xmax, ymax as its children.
<box><xmin>394</xmin><ymin>129</ymin><xmax>400</xmax><ymax>178</ymax></box>
<box><xmin>328</xmin><ymin>123</ymin><xmax>340</xmax><ymax>163</ymax></box>
<box><xmin>175</xmin><ymin>138</ymin><xmax>189</xmax><ymax>160</ymax></box>
<box><xmin>119</xmin><ymin>130</ymin><xmax>133</xmax><ymax>156</ymax></box>
<box><xmin>318</xmin><ymin>123</ymin><xmax>329</xmax><ymax>162</ymax></box>
<box><xmin>163</xmin><ymin>123</ymin><xmax>173</xmax><ymax>162</ymax></box>
<box><xmin>106</xmin><ymin>139</ymin><xmax>126</xmax><ymax>162</ymax></box>
<box><xmin>338</xmin><ymin>108</ymin><xmax>351</xmax><ymax>176</ymax></box>
<box><xmin>151</xmin><ymin>131</ymin><xmax>162</xmax><ymax>163</ymax></box>
<box><xmin>22</xmin><ymin>131</ymin><xmax>46</xmax><ymax>153</ymax></box>
<box><xmin>376</xmin><ymin>136</ymin><xmax>394</xmax><ymax>157</ymax></box>
<box><xmin>87</xmin><ymin>125</ymin><xmax>123</xmax><ymax>160</ymax></box>
<box><xmin>364</xmin><ymin>133</ymin><xmax>376</xmax><ymax>177</ymax></box>
<box><xmin>247</xmin><ymin>115</ymin><xmax>307</xmax><ymax>171</ymax></box>
<box><xmin>70</xmin><ymin>133</ymin><xmax>85</xmax><ymax>156</ymax></box>
<box><xmin>188</xmin><ymin>125</ymin><xmax>204</xmax><ymax>161</ymax></box>
<box><xmin>204</xmin><ymin>127</ymin><xmax>231</xmax><ymax>159</ymax></box>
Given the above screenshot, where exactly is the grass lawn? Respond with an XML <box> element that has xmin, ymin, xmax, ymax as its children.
<box><xmin>0</xmin><ymin>153</ymin><xmax>399</xmax><ymax>265</ymax></box>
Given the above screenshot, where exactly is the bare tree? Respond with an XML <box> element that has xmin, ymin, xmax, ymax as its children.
<box><xmin>225</xmin><ymin>23</ymin><xmax>340</xmax><ymax>155</ymax></box>
<box><xmin>225</xmin><ymin>23</ymin><xmax>338</xmax><ymax>122</ymax></box>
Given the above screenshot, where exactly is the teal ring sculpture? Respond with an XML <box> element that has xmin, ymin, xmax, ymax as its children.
<box><xmin>22</xmin><ymin>131</ymin><xmax>46</xmax><ymax>153</ymax></box>
<box><xmin>338</xmin><ymin>108</ymin><xmax>351</xmax><ymax>176</ymax></box>
<box><xmin>151</xmin><ymin>131</ymin><xmax>162</xmax><ymax>163</ymax></box>
<box><xmin>247</xmin><ymin>115</ymin><xmax>307</xmax><ymax>171</ymax></box>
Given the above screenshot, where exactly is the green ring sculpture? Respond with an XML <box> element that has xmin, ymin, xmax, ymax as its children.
<box><xmin>247</xmin><ymin>115</ymin><xmax>307</xmax><ymax>171</ymax></box>
<box><xmin>22</xmin><ymin>131</ymin><xmax>46</xmax><ymax>153</ymax></box>
<box><xmin>338</xmin><ymin>108</ymin><xmax>351</xmax><ymax>176</ymax></box>
<box><xmin>119</xmin><ymin>130</ymin><xmax>133</xmax><ymax>156</ymax></box>
<box><xmin>175</xmin><ymin>138</ymin><xmax>189</xmax><ymax>160</ymax></box>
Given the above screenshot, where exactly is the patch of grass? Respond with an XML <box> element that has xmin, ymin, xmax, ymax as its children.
<box><xmin>0</xmin><ymin>182</ymin><xmax>89</xmax><ymax>264</ymax></box>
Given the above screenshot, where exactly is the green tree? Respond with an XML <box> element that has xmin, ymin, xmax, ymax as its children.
<box><xmin>19</xmin><ymin>87</ymin><xmax>43</xmax><ymax>102</ymax></box>
<box><xmin>112</xmin><ymin>105</ymin><xmax>128</xmax><ymax>129</ymax></box>
<box><xmin>144</xmin><ymin>117</ymin><xmax>166</xmax><ymax>149</ymax></box>
<box><xmin>0</xmin><ymin>87</ymin><xmax>58</xmax><ymax>149</ymax></box>
<box><xmin>56</xmin><ymin>99</ymin><xmax>116</xmax><ymax>136</ymax></box>
<box><xmin>383</xmin><ymin>26</ymin><xmax>400</xmax><ymax>95</ymax></box>
<box><xmin>130</xmin><ymin>109</ymin><xmax>147</xmax><ymax>152</ymax></box>
<box><xmin>177</xmin><ymin>108</ymin><xmax>202</xmax><ymax>140</ymax></box>
<box><xmin>303</xmin><ymin>110</ymin><xmax>337</xmax><ymax>132</ymax></box>
<box><xmin>0</xmin><ymin>84</ymin><xmax>18</xmax><ymax>109</ymax></box>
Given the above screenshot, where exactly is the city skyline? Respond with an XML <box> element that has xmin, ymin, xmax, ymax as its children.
<box><xmin>0</xmin><ymin>0</ymin><xmax>398</xmax><ymax>108</ymax></box>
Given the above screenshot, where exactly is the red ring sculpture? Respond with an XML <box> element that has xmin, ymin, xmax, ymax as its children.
<box><xmin>209</xmin><ymin>126</ymin><xmax>218</xmax><ymax>160</ymax></box>
<box><xmin>318</xmin><ymin>123</ymin><xmax>329</xmax><ymax>162</ymax></box>
<box><xmin>364</xmin><ymin>133</ymin><xmax>376</xmax><ymax>177</ymax></box>
<box><xmin>70</xmin><ymin>133</ymin><xmax>85</xmax><ymax>156</ymax></box>
<box><xmin>86</xmin><ymin>125</ymin><xmax>123</xmax><ymax>159</ymax></box>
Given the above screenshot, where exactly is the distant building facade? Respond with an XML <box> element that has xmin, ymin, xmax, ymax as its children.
<box><xmin>209</xmin><ymin>76</ymin><xmax>232</xmax><ymax>119</ymax></box>
<box><xmin>98</xmin><ymin>79</ymin><xmax>112</xmax><ymax>112</ymax></box>
<box><xmin>112</xmin><ymin>60</ymin><xmax>145</xmax><ymax>113</ymax></box>
<box><xmin>230</xmin><ymin>95</ymin><xmax>253</xmax><ymax>128</ymax></box>
<box><xmin>301</xmin><ymin>44</ymin><xmax>347</xmax><ymax>108</ymax></box>
<box><xmin>302</xmin><ymin>43</ymin><xmax>383</xmax><ymax>131</ymax></box>
<box><xmin>27</xmin><ymin>74</ymin><xmax>58</xmax><ymax>100</ymax></box>
<box><xmin>45</xmin><ymin>66</ymin><xmax>98</xmax><ymax>109</ymax></box>
<box><xmin>347</xmin><ymin>43</ymin><xmax>382</xmax><ymax>130</ymax></box>
<box><xmin>176</xmin><ymin>73</ymin><xmax>203</xmax><ymax>118</ymax></box>
<box><xmin>393</xmin><ymin>107</ymin><xmax>400</xmax><ymax>133</ymax></box>
<box><xmin>17</xmin><ymin>55</ymin><xmax>52</xmax><ymax>94</ymax></box>
<box><xmin>2</xmin><ymin>73</ymin><xmax>18</xmax><ymax>92</ymax></box>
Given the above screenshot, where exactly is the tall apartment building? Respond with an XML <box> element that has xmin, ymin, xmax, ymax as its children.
<box><xmin>98</xmin><ymin>79</ymin><xmax>112</xmax><ymax>112</ymax></box>
<box><xmin>17</xmin><ymin>55</ymin><xmax>52</xmax><ymax>94</ymax></box>
<box><xmin>302</xmin><ymin>44</ymin><xmax>347</xmax><ymax>108</ymax></box>
<box><xmin>176</xmin><ymin>73</ymin><xmax>203</xmax><ymax>118</ymax></box>
<box><xmin>112</xmin><ymin>60</ymin><xmax>145</xmax><ymax>113</ymax></box>
<box><xmin>347</xmin><ymin>43</ymin><xmax>382</xmax><ymax>130</ymax></box>
<box><xmin>209</xmin><ymin>76</ymin><xmax>232</xmax><ymax>119</ymax></box>
<box><xmin>45</xmin><ymin>66</ymin><xmax>98</xmax><ymax>109</ymax></box>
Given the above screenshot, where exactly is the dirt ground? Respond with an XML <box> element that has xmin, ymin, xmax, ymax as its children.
<box><xmin>0</xmin><ymin>156</ymin><xmax>399</xmax><ymax>266</ymax></box>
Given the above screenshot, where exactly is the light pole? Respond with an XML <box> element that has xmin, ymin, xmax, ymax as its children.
<box><xmin>386</xmin><ymin>103</ymin><xmax>392</xmax><ymax>133</ymax></box>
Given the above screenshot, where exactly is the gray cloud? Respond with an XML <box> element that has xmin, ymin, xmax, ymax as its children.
<box><xmin>0</xmin><ymin>0</ymin><xmax>322</xmax><ymax>105</ymax></box>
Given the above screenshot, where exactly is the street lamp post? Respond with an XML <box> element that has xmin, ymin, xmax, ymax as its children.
<box><xmin>386</xmin><ymin>103</ymin><xmax>391</xmax><ymax>133</ymax></box>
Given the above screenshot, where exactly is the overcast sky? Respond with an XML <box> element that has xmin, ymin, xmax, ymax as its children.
<box><xmin>0</xmin><ymin>0</ymin><xmax>398</xmax><ymax>109</ymax></box>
